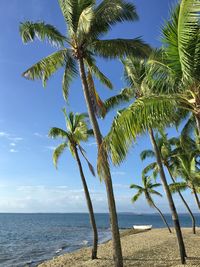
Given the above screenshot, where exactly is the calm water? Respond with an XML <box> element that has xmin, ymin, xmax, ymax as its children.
<box><xmin>0</xmin><ymin>213</ymin><xmax>199</xmax><ymax>267</ymax></box>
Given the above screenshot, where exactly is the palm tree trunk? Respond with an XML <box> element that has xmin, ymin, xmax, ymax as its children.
<box><xmin>151</xmin><ymin>202</ymin><xmax>172</xmax><ymax>233</ymax></box>
<box><xmin>192</xmin><ymin>185</ymin><xmax>200</xmax><ymax>210</ymax></box>
<box><xmin>195</xmin><ymin>114</ymin><xmax>200</xmax><ymax>137</ymax></box>
<box><xmin>74</xmin><ymin>146</ymin><xmax>98</xmax><ymax>259</ymax></box>
<box><xmin>166</xmin><ymin>166</ymin><xmax>196</xmax><ymax>234</ymax></box>
<box><xmin>78</xmin><ymin>57</ymin><xmax>123</xmax><ymax>267</ymax></box>
<box><xmin>149</xmin><ymin>128</ymin><xmax>186</xmax><ymax>264</ymax></box>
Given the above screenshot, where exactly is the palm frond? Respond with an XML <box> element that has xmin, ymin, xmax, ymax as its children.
<box><xmin>53</xmin><ymin>142</ymin><xmax>68</xmax><ymax>168</ymax></box>
<box><xmin>169</xmin><ymin>182</ymin><xmax>188</xmax><ymax>193</ymax></box>
<box><xmin>140</xmin><ymin>150</ymin><xmax>155</xmax><ymax>161</ymax></box>
<box><xmin>85</xmin><ymin>55</ymin><xmax>113</xmax><ymax>89</ymax></box>
<box><xmin>78</xmin><ymin>145</ymin><xmax>95</xmax><ymax>176</ymax></box>
<box><xmin>104</xmin><ymin>95</ymin><xmax>179</xmax><ymax>165</ymax></box>
<box><xmin>48</xmin><ymin>127</ymin><xmax>68</xmax><ymax>139</ymax></box>
<box><xmin>19</xmin><ymin>21</ymin><xmax>66</xmax><ymax>47</ymax></box>
<box><xmin>88</xmin><ymin>0</ymin><xmax>138</xmax><ymax>39</ymax></box>
<box><xmin>22</xmin><ymin>49</ymin><xmax>68</xmax><ymax>86</ymax></box>
<box><xmin>131</xmin><ymin>189</ymin><xmax>143</xmax><ymax>203</ymax></box>
<box><xmin>104</xmin><ymin>88</ymin><xmax>134</xmax><ymax>115</ymax></box>
<box><xmin>91</xmin><ymin>38</ymin><xmax>151</xmax><ymax>59</ymax></box>
<box><xmin>58</xmin><ymin>0</ymin><xmax>79</xmax><ymax>36</ymax></box>
<box><xmin>62</xmin><ymin>56</ymin><xmax>78</xmax><ymax>101</ymax></box>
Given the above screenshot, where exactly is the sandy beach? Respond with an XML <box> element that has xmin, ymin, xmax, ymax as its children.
<box><xmin>38</xmin><ymin>228</ymin><xmax>200</xmax><ymax>267</ymax></box>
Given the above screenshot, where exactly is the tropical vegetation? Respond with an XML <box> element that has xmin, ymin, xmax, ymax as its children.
<box><xmin>49</xmin><ymin>110</ymin><xmax>98</xmax><ymax>259</ymax></box>
<box><xmin>19</xmin><ymin>0</ymin><xmax>200</xmax><ymax>266</ymax></box>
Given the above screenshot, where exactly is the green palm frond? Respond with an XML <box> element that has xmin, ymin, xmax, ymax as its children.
<box><xmin>88</xmin><ymin>0</ymin><xmax>138</xmax><ymax>39</ymax></box>
<box><xmin>131</xmin><ymin>189</ymin><xmax>143</xmax><ymax>203</ymax></box>
<box><xmin>77</xmin><ymin>5</ymin><xmax>94</xmax><ymax>38</ymax></box>
<box><xmin>104</xmin><ymin>88</ymin><xmax>134</xmax><ymax>115</ymax></box>
<box><xmin>53</xmin><ymin>142</ymin><xmax>68</xmax><ymax>168</ymax></box>
<box><xmin>149</xmin><ymin>189</ymin><xmax>162</xmax><ymax>197</ymax></box>
<box><xmin>78</xmin><ymin>145</ymin><xmax>95</xmax><ymax>176</ymax></box>
<box><xmin>19</xmin><ymin>21</ymin><xmax>66</xmax><ymax>47</ymax></box>
<box><xmin>140</xmin><ymin>150</ymin><xmax>155</xmax><ymax>161</ymax></box>
<box><xmin>48</xmin><ymin>127</ymin><xmax>68</xmax><ymax>139</ymax></box>
<box><xmin>22</xmin><ymin>49</ymin><xmax>68</xmax><ymax>86</ymax></box>
<box><xmin>104</xmin><ymin>95</ymin><xmax>178</xmax><ymax>165</ymax></box>
<box><xmin>162</xmin><ymin>0</ymin><xmax>200</xmax><ymax>82</ymax></box>
<box><xmin>85</xmin><ymin>55</ymin><xmax>113</xmax><ymax>89</ymax></box>
<box><xmin>58</xmin><ymin>0</ymin><xmax>79</xmax><ymax>36</ymax></box>
<box><xmin>130</xmin><ymin>184</ymin><xmax>143</xmax><ymax>190</ymax></box>
<box><xmin>91</xmin><ymin>38</ymin><xmax>151</xmax><ymax>59</ymax></box>
<box><xmin>169</xmin><ymin>182</ymin><xmax>188</xmax><ymax>193</ymax></box>
<box><xmin>62</xmin><ymin>56</ymin><xmax>78</xmax><ymax>101</ymax></box>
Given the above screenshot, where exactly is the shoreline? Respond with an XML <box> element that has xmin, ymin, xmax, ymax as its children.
<box><xmin>38</xmin><ymin>228</ymin><xmax>200</xmax><ymax>267</ymax></box>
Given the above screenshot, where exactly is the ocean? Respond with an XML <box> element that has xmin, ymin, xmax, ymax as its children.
<box><xmin>0</xmin><ymin>213</ymin><xmax>199</xmax><ymax>267</ymax></box>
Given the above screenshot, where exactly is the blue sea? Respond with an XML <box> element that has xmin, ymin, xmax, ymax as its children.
<box><xmin>0</xmin><ymin>213</ymin><xmax>199</xmax><ymax>267</ymax></box>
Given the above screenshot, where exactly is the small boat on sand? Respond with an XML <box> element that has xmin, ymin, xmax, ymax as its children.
<box><xmin>133</xmin><ymin>225</ymin><xmax>152</xmax><ymax>230</ymax></box>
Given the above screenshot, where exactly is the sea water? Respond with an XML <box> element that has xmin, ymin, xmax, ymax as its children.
<box><xmin>0</xmin><ymin>213</ymin><xmax>199</xmax><ymax>267</ymax></box>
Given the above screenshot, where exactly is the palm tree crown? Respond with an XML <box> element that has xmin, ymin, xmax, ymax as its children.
<box><xmin>49</xmin><ymin>109</ymin><xmax>94</xmax><ymax>174</ymax></box>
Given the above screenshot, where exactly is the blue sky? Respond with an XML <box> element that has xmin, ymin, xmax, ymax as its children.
<box><xmin>0</xmin><ymin>0</ymin><xmax>198</xmax><ymax>213</ymax></box>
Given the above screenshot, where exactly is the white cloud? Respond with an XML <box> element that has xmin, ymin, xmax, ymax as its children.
<box><xmin>9</xmin><ymin>149</ymin><xmax>18</xmax><ymax>153</ymax></box>
<box><xmin>0</xmin><ymin>131</ymin><xmax>23</xmax><ymax>142</ymax></box>
<box><xmin>9</xmin><ymin>143</ymin><xmax>16</xmax><ymax>147</ymax></box>
<box><xmin>34</xmin><ymin>132</ymin><xmax>44</xmax><ymax>138</ymax></box>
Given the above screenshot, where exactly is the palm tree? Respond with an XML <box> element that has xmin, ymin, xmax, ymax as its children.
<box><xmin>140</xmin><ymin>133</ymin><xmax>197</xmax><ymax>234</ymax></box>
<box><xmin>130</xmin><ymin>175</ymin><xmax>172</xmax><ymax>233</ymax></box>
<box><xmin>148</xmin><ymin>0</ymin><xmax>200</xmax><ymax>136</ymax></box>
<box><xmin>20</xmin><ymin>1</ymin><xmax>150</xmax><ymax>266</ymax></box>
<box><xmin>49</xmin><ymin>109</ymin><xmax>98</xmax><ymax>259</ymax></box>
<box><xmin>100</xmin><ymin>56</ymin><xmax>187</xmax><ymax>263</ymax></box>
<box><xmin>168</xmin><ymin>139</ymin><xmax>200</xmax><ymax>211</ymax></box>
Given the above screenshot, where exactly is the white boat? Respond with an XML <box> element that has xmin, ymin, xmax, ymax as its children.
<box><xmin>133</xmin><ymin>225</ymin><xmax>152</xmax><ymax>230</ymax></box>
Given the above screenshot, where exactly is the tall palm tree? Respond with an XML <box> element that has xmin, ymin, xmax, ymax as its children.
<box><xmin>20</xmin><ymin>1</ymin><xmax>150</xmax><ymax>266</ymax></box>
<box><xmin>130</xmin><ymin>175</ymin><xmax>172</xmax><ymax>233</ymax></box>
<box><xmin>49</xmin><ymin>109</ymin><xmax>98</xmax><ymax>259</ymax></box>
<box><xmin>100</xmin><ymin>56</ymin><xmax>187</xmax><ymax>263</ymax></box>
<box><xmin>148</xmin><ymin>0</ymin><xmax>200</xmax><ymax>136</ymax></box>
<box><xmin>140</xmin><ymin>133</ymin><xmax>197</xmax><ymax>234</ymax></box>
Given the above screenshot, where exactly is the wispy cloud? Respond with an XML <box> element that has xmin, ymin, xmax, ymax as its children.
<box><xmin>34</xmin><ymin>132</ymin><xmax>45</xmax><ymax>138</ymax></box>
<box><xmin>9</xmin><ymin>143</ymin><xmax>16</xmax><ymax>147</ymax></box>
<box><xmin>9</xmin><ymin>149</ymin><xmax>18</xmax><ymax>153</ymax></box>
<box><xmin>0</xmin><ymin>131</ymin><xmax>23</xmax><ymax>142</ymax></box>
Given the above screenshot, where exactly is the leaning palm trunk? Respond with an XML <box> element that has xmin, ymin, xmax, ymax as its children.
<box><xmin>74</xmin><ymin>146</ymin><xmax>98</xmax><ymax>259</ymax></box>
<box><xmin>195</xmin><ymin>115</ymin><xmax>200</xmax><ymax>137</ymax></box>
<box><xmin>151</xmin><ymin>202</ymin><xmax>172</xmax><ymax>233</ymax></box>
<box><xmin>78</xmin><ymin>57</ymin><xmax>123</xmax><ymax>267</ymax></box>
<box><xmin>192</xmin><ymin>185</ymin><xmax>200</xmax><ymax>211</ymax></box>
<box><xmin>166</xmin><ymin>166</ymin><xmax>196</xmax><ymax>234</ymax></box>
<box><xmin>149</xmin><ymin>128</ymin><xmax>186</xmax><ymax>264</ymax></box>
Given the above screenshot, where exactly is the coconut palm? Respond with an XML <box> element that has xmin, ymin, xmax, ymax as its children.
<box><xmin>49</xmin><ymin>109</ymin><xmax>98</xmax><ymax>259</ymax></box>
<box><xmin>169</xmin><ymin>140</ymin><xmax>200</xmax><ymax>211</ymax></box>
<box><xmin>20</xmin><ymin>2</ymin><xmax>150</xmax><ymax>265</ymax></box>
<box><xmin>99</xmin><ymin>56</ymin><xmax>187</xmax><ymax>263</ymax></box>
<box><xmin>141</xmin><ymin>132</ymin><xmax>197</xmax><ymax>234</ymax></box>
<box><xmin>147</xmin><ymin>0</ymin><xmax>200</xmax><ymax>136</ymax></box>
<box><xmin>130</xmin><ymin>175</ymin><xmax>172</xmax><ymax>233</ymax></box>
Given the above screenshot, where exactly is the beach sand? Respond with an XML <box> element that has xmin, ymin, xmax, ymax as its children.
<box><xmin>38</xmin><ymin>228</ymin><xmax>200</xmax><ymax>267</ymax></box>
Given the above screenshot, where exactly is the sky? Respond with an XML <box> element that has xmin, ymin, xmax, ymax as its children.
<box><xmin>0</xmin><ymin>0</ymin><xmax>198</xmax><ymax>213</ymax></box>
